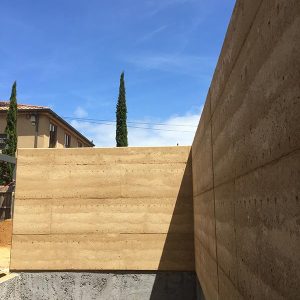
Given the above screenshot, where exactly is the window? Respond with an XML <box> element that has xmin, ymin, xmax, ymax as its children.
<box><xmin>49</xmin><ymin>123</ymin><xmax>57</xmax><ymax>148</ymax></box>
<box><xmin>64</xmin><ymin>133</ymin><xmax>71</xmax><ymax>148</ymax></box>
<box><xmin>77</xmin><ymin>141</ymin><xmax>83</xmax><ymax>147</ymax></box>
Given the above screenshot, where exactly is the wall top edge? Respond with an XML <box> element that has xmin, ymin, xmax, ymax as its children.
<box><xmin>16</xmin><ymin>146</ymin><xmax>191</xmax><ymax>151</ymax></box>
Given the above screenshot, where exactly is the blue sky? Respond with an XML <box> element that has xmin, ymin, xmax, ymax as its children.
<box><xmin>0</xmin><ymin>0</ymin><xmax>235</xmax><ymax>146</ymax></box>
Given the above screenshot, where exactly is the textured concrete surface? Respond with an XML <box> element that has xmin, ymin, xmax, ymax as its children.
<box><xmin>192</xmin><ymin>0</ymin><xmax>300</xmax><ymax>299</ymax></box>
<box><xmin>0</xmin><ymin>273</ymin><xmax>21</xmax><ymax>300</ymax></box>
<box><xmin>11</xmin><ymin>147</ymin><xmax>194</xmax><ymax>271</ymax></box>
<box><xmin>0</xmin><ymin>272</ymin><xmax>196</xmax><ymax>300</ymax></box>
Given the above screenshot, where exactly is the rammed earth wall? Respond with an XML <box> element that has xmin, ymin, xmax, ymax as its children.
<box><xmin>10</xmin><ymin>147</ymin><xmax>194</xmax><ymax>271</ymax></box>
<box><xmin>5</xmin><ymin>1</ymin><xmax>300</xmax><ymax>299</ymax></box>
<box><xmin>192</xmin><ymin>0</ymin><xmax>300</xmax><ymax>299</ymax></box>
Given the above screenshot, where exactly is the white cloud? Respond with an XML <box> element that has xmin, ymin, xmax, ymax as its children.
<box><xmin>73</xmin><ymin>106</ymin><xmax>88</xmax><ymax>118</ymax></box>
<box><xmin>71</xmin><ymin>107</ymin><xmax>202</xmax><ymax>147</ymax></box>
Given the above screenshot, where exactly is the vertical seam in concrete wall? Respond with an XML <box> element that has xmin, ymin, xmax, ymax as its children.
<box><xmin>120</xmin><ymin>164</ymin><xmax>123</xmax><ymax>198</ymax></box>
<box><xmin>209</xmin><ymin>94</ymin><xmax>220</xmax><ymax>297</ymax></box>
<box><xmin>9</xmin><ymin>205</ymin><xmax>15</xmax><ymax>270</ymax></box>
<box><xmin>190</xmin><ymin>152</ymin><xmax>196</xmax><ymax>269</ymax></box>
<box><xmin>233</xmin><ymin>176</ymin><xmax>239</xmax><ymax>291</ymax></box>
<box><xmin>210</xmin><ymin>0</ymin><xmax>264</xmax><ymax>118</ymax></box>
<box><xmin>209</xmin><ymin>2</ymin><xmax>264</xmax><ymax>292</ymax></box>
<box><xmin>209</xmin><ymin>2</ymin><xmax>263</xmax><ymax>295</ymax></box>
<box><xmin>49</xmin><ymin>199</ymin><xmax>53</xmax><ymax>235</ymax></box>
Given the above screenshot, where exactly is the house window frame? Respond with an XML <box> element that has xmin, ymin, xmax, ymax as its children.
<box><xmin>64</xmin><ymin>133</ymin><xmax>71</xmax><ymax>148</ymax></box>
<box><xmin>49</xmin><ymin>122</ymin><xmax>57</xmax><ymax>148</ymax></box>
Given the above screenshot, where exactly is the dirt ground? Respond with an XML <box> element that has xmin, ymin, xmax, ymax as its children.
<box><xmin>0</xmin><ymin>219</ymin><xmax>12</xmax><ymax>269</ymax></box>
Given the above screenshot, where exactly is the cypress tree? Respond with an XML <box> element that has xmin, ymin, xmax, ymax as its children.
<box><xmin>1</xmin><ymin>81</ymin><xmax>18</xmax><ymax>184</ymax></box>
<box><xmin>116</xmin><ymin>72</ymin><xmax>128</xmax><ymax>147</ymax></box>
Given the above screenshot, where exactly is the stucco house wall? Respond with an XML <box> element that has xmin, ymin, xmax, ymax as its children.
<box><xmin>0</xmin><ymin>108</ymin><xmax>93</xmax><ymax>148</ymax></box>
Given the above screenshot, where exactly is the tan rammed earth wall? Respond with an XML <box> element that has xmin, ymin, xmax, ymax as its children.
<box><xmin>10</xmin><ymin>147</ymin><xmax>194</xmax><ymax>271</ymax></box>
<box><xmin>192</xmin><ymin>1</ymin><xmax>300</xmax><ymax>299</ymax></box>
<box><xmin>7</xmin><ymin>0</ymin><xmax>300</xmax><ymax>299</ymax></box>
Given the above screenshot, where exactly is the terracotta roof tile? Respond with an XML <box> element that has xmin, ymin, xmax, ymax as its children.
<box><xmin>0</xmin><ymin>101</ymin><xmax>49</xmax><ymax>111</ymax></box>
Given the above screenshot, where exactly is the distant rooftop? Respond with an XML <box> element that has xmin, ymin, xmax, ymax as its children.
<box><xmin>0</xmin><ymin>101</ymin><xmax>94</xmax><ymax>147</ymax></box>
<box><xmin>0</xmin><ymin>101</ymin><xmax>49</xmax><ymax>111</ymax></box>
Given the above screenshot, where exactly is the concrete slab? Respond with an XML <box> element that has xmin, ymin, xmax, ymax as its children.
<box><xmin>0</xmin><ymin>271</ymin><xmax>196</xmax><ymax>300</ymax></box>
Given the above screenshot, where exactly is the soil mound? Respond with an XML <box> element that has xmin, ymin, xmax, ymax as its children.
<box><xmin>0</xmin><ymin>219</ymin><xmax>12</xmax><ymax>247</ymax></box>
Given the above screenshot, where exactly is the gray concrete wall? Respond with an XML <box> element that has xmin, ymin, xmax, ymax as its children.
<box><xmin>0</xmin><ymin>271</ymin><xmax>196</xmax><ymax>300</ymax></box>
<box><xmin>192</xmin><ymin>0</ymin><xmax>300</xmax><ymax>299</ymax></box>
<box><xmin>0</xmin><ymin>274</ymin><xmax>21</xmax><ymax>300</ymax></box>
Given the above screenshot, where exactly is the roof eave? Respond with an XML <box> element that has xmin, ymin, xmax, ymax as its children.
<box><xmin>0</xmin><ymin>108</ymin><xmax>95</xmax><ymax>147</ymax></box>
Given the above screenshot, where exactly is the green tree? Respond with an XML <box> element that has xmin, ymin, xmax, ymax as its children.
<box><xmin>0</xmin><ymin>81</ymin><xmax>18</xmax><ymax>184</ymax></box>
<box><xmin>116</xmin><ymin>72</ymin><xmax>128</xmax><ymax>147</ymax></box>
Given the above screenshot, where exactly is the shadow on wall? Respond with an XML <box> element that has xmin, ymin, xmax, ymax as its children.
<box><xmin>150</xmin><ymin>152</ymin><xmax>197</xmax><ymax>300</ymax></box>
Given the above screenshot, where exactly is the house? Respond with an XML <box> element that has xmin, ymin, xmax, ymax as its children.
<box><xmin>0</xmin><ymin>101</ymin><xmax>94</xmax><ymax>148</ymax></box>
